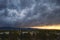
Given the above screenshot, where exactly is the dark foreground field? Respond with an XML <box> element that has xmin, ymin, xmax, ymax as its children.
<box><xmin>0</xmin><ymin>27</ymin><xmax>60</xmax><ymax>40</ymax></box>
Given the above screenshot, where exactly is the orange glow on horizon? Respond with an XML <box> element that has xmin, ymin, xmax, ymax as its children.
<box><xmin>30</xmin><ymin>24</ymin><xmax>60</xmax><ymax>30</ymax></box>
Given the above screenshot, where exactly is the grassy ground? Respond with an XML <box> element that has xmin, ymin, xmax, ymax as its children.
<box><xmin>0</xmin><ymin>29</ymin><xmax>60</xmax><ymax>40</ymax></box>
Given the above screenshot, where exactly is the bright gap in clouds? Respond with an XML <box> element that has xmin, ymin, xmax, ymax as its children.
<box><xmin>30</xmin><ymin>24</ymin><xmax>60</xmax><ymax>30</ymax></box>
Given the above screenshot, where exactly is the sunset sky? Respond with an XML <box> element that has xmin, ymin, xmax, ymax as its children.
<box><xmin>0</xmin><ymin>0</ymin><xmax>60</xmax><ymax>27</ymax></box>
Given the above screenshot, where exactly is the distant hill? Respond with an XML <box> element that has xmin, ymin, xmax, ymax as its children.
<box><xmin>0</xmin><ymin>27</ymin><xmax>34</xmax><ymax>30</ymax></box>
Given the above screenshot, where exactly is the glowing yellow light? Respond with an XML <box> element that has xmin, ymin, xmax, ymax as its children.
<box><xmin>30</xmin><ymin>25</ymin><xmax>60</xmax><ymax>30</ymax></box>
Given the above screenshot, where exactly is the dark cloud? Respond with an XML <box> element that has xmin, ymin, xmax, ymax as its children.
<box><xmin>0</xmin><ymin>0</ymin><xmax>60</xmax><ymax>27</ymax></box>
<box><xmin>0</xmin><ymin>0</ymin><xmax>7</xmax><ymax>10</ymax></box>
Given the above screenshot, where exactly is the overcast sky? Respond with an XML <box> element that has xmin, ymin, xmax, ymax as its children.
<box><xmin>0</xmin><ymin>0</ymin><xmax>60</xmax><ymax>27</ymax></box>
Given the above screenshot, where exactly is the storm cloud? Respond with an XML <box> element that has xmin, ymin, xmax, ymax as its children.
<box><xmin>0</xmin><ymin>0</ymin><xmax>60</xmax><ymax>27</ymax></box>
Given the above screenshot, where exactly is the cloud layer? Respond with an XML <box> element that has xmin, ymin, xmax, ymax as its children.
<box><xmin>0</xmin><ymin>0</ymin><xmax>60</xmax><ymax>27</ymax></box>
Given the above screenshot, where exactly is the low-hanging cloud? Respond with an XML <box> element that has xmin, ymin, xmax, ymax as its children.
<box><xmin>0</xmin><ymin>0</ymin><xmax>60</xmax><ymax>27</ymax></box>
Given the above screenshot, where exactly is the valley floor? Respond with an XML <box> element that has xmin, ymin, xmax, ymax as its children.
<box><xmin>0</xmin><ymin>29</ymin><xmax>60</xmax><ymax>40</ymax></box>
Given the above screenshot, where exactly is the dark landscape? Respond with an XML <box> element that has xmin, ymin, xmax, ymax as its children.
<box><xmin>0</xmin><ymin>27</ymin><xmax>60</xmax><ymax>40</ymax></box>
